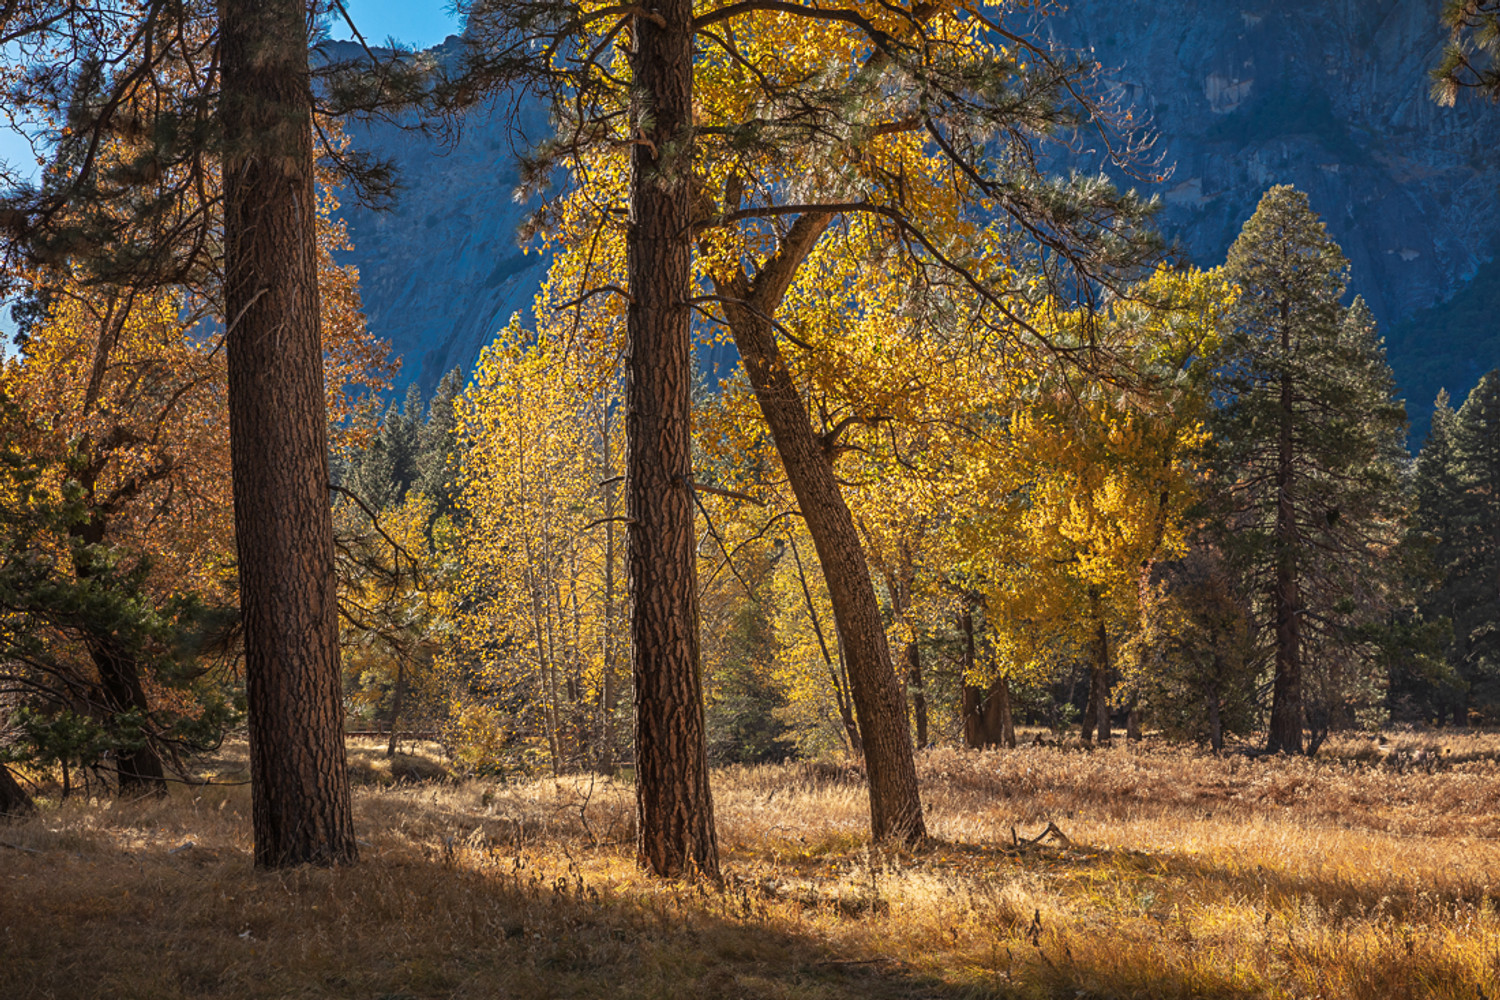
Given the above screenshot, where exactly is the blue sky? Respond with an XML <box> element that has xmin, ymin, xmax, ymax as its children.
<box><xmin>0</xmin><ymin>3</ymin><xmax>461</xmax><ymax>182</ymax></box>
<box><xmin>324</xmin><ymin>1</ymin><xmax>462</xmax><ymax>49</ymax></box>
<box><xmin>0</xmin><ymin>3</ymin><xmax>461</xmax><ymax>342</ymax></box>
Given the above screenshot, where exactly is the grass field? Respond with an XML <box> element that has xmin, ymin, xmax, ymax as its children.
<box><xmin>4</xmin><ymin>733</ymin><xmax>1500</xmax><ymax>999</ymax></box>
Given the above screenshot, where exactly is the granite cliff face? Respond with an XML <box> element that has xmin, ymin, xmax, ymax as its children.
<box><xmin>1048</xmin><ymin>0</ymin><xmax>1500</xmax><ymax>420</ymax></box>
<box><xmin>335</xmin><ymin>3</ymin><xmax>1500</xmax><ymax>416</ymax></box>
<box><xmin>332</xmin><ymin>38</ymin><xmax>554</xmax><ymax>398</ymax></box>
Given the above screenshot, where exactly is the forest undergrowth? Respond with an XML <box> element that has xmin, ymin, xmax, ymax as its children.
<box><xmin>4</xmin><ymin>734</ymin><xmax>1500</xmax><ymax>999</ymax></box>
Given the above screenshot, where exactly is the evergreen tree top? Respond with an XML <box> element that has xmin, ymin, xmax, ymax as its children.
<box><xmin>1225</xmin><ymin>186</ymin><xmax>1349</xmax><ymax>328</ymax></box>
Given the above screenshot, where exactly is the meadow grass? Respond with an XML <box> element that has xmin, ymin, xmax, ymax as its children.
<box><xmin>4</xmin><ymin>733</ymin><xmax>1500</xmax><ymax>999</ymax></box>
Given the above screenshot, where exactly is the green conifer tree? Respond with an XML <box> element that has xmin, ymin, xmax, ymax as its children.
<box><xmin>413</xmin><ymin>369</ymin><xmax>464</xmax><ymax>521</ymax></box>
<box><xmin>1211</xmin><ymin>186</ymin><xmax>1409</xmax><ymax>754</ymax></box>
<box><xmin>1406</xmin><ymin>391</ymin><xmax>1469</xmax><ymax>722</ymax></box>
<box><xmin>1448</xmin><ymin>371</ymin><xmax>1500</xmax><ymax>718</ymax></box>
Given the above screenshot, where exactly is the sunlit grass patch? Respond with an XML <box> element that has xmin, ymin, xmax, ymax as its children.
<box><xmin>5</xmin><ymin>735</ymin><xmax>1500</xmax><ymax>998</ymax></box>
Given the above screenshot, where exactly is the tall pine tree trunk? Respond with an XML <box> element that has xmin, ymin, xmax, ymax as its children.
<box><xmin>717</xmin><ymin>243</ymin><xmax>925</xmax><ymax>842</ymax></box>
<box><xmin>627</xmin><ymin>0</ymin><xmax>719</xmax><ymax>879</ymax></box>
<box><xmin>220</xmin><ymin>0</ymin><xmax>357</xmax><ymax>868</ymax></box>
<box><xmin>1267</xmin><ymin>331</ymin><xmax>1304</xmax><ymax>755</ymax></box>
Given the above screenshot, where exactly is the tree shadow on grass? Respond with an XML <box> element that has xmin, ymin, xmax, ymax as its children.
<box><xmin>3</xmin><ymin>810</ymin><xmax>1300</xmax><ymax>1000</ymax></box>
<box><xmin>7</xmin><ymin>781</ymin><xmax>1483</xmax><ymax>1000</ymax></box>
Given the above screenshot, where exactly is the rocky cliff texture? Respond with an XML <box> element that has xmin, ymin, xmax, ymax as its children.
<box><xmin>332</xmin><ymin>38</ymin><xmax>554</xmax><ymax>398</ymax></box>
<box><xmin>335</xmin><ymin>3</ymin><xmax>1499</xmax><ymax>418</ymax></box>
<box><xmin>1049</xmin><ymin>0</ymin><xmax>1500</xmax><ymax>423</ymax></box>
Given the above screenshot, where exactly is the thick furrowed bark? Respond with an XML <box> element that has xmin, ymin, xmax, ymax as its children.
<box><xmin>220</xmin><ymin>0</ymin><xmax>357</xmax><ymax>868</ymax></box>
<box><xmin>627</xmin><ymin>0</ymin><xmax>719</xmax><ymax>880</ymax></box>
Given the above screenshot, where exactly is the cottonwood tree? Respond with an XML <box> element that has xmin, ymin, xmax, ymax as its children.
<box><xmin>687</xmin><ymin>1</ymin><xmax>1161</xmax><ymax>839</ymax></box>
<box><xmin>1</xmin><ymin>284</ymin><xmax>233</xmax><ymax>796</ymax></box>
<box><xmin>445</xmin><ymin>327</ymin><xmax>625</xmax><ymax>776</ymax></box>
<box><xmin>0</xmin><ymin>390</ymin><xmax>228</xmax><ymax>804</ymax></box>
<box><xmin>455</xmin><ymin>0</ymin><xmax>1158</xmax><ymax>849</ymax></box>
<box><xmin>1209</xmin><ymin>187</ymin><xmax>1408</xmax><ymax>755</ymax></box>
<box><xmin>941</xmin><ymin>267</ymin><xmax>1226</xmax><ymax>746</ymax></box>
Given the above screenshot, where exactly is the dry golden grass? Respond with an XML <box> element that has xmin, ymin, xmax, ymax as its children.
<box><xmin>5</xmin><ymin>733</ymin><xmax>1500</xmax><ymax>999</ymax></box>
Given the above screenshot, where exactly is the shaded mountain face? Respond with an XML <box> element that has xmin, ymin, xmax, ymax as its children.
<box><xmin>1047</xmin><ymin>0</ymin><xmax>1500</xmax><ymax>431</ymax></box>
<box><xmin>334</xmin><ymin>3</ymin><xmax>1499</xmax><ymax>427</ymax></box>
<box><xmin>330</xmin><ymin>37</ymin><xmax>555</xmax><ymax>399</ymax></box>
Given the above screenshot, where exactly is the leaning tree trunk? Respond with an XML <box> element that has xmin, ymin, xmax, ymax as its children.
<box><xmin>0</xmin><ymin>764</ymin><xmax>34</xmax><ymax>818</ymax></box>
<box><xmin>626</xmin><ymin>0</ymin><xmax>719</xmax><ymax>880</ymax></box>
<box><xmin>220</xmin><ymin>0</ymin><xmax>357</xmax><ymax>868</ymax></box>
<box><xmin>717</xmin><ymin>242</ymin><xmax>925</xmax><ymax>843</ymax></box>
